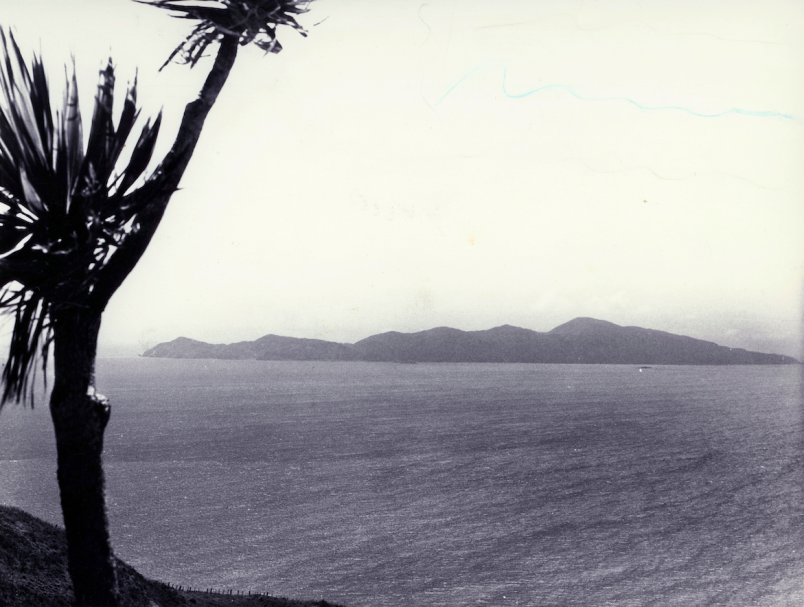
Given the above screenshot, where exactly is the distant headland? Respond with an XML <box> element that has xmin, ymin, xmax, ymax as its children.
<box><xmin>142</xmin><ymin>317</ymin><xmax>799</xmax><ymax>365</ymax></box>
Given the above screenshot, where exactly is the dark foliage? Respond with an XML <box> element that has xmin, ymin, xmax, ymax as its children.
<box><xmin>140</xmin><ymin>0</ymin><xmax>312</xmax><ymax>67</ymax></box>
<box><xmin>0</xmin><ymin>30</ymin><xmax>163</xmax><ymax>405</ymax></box>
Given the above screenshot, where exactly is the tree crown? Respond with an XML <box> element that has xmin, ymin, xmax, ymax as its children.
<box><xmin>0</xmin><ymin>30</ymin><xmax>162</xmax><ymax>404</ymax></box>
<box><xmin>141</xmin><ymin>0</ymin><xmax>312</xmax><ymax>67</ymax></box>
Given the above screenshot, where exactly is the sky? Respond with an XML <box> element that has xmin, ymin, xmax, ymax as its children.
<box><xmin>1</xmin><ymin>0</ymin><xmax>803</xmax><ymax>358</ymax></box>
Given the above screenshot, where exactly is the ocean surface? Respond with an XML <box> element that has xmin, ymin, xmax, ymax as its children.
<box><xmin>0</xmin><ymin>360</ymin><xmax>802</xmax><ymax>606</ymax></box>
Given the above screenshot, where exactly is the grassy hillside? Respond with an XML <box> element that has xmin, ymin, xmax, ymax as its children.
<box><xmin>0</xmin><ymin>505</ymin><xmax>342</xmax><ymax>607</ymax></box>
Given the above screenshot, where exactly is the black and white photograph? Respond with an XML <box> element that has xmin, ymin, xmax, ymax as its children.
<box><xmin>0</xmin><ymin>1</ymin><xmax>802</xmax><ymax>605</ymax></box>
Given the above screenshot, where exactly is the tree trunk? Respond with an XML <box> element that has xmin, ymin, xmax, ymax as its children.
<box><xmin>89</xmin><ymin>34</ymin><xmax>239</xmax><ymax>310</ymax></box>
<box><xmin>41</xmin><ymin>36</ymin><xmax>240</xmax><ymax>607</ymax></box>
<box><xmin>49</xmin><ymin>308</ymin><xmax>117</xmax><ymax>607</ymax></box>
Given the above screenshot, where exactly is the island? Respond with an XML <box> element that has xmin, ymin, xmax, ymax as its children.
<box><xmin>142</xmin><ymin>317</ymin><xmax>799</xmax><ymax>365</ymax></box>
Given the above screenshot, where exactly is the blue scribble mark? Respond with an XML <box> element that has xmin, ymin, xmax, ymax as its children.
<box><xmin>437</xmin><ymin>66</ymin><xmax>482</xmax><ymax>105</ymax></box>
<box><xmin>502</xmin><ymin>68</ymin><xmax>795</xmax><ymax>119</ymax></box>
<box><xmin>438</xmin><ymin>66</ymin><xmax>795</xmax><ymax>120</ymax></box>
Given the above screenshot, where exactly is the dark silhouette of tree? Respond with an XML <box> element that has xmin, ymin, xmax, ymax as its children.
<box><xmin>0</xmin><ymin>2</ymin><xmax>313</xmax><ymax>605</ymax></box>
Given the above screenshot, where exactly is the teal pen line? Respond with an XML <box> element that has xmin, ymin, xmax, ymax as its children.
<box><xmin>502</xmin><ymin>68</ymin><xmax>795</xmax><ymax>119</ymax></box>
<box><xmin>438</xmin><ymin>66</ymin><xmax>795</xmax><ymax>120</ymax></box>
<box><xmin>436</xmin><ymin>66</ymin><xmax>481</xmax><ymax>105</ymax></box>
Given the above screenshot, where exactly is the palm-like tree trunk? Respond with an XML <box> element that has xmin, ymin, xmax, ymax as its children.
<box><xmin>49</xmin><ymin>308</ymin><xmax>116</xmax><ymax>607</ymax></box>
<box><xmin>45</xmin><ymin>35</ymin><xmax>239</xmax><ymax>607</ymax></box>
<box><xmin>88</xmin><ymin>34</ymin><xmax>240</xmax><ymax>308</ymax></box>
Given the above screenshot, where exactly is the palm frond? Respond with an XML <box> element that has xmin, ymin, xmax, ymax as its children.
<box><xmin>0</xmin><ymin>30</ymin><xmax>163</xmax><ymax>406</ymax></box>
<box><xmin>0</xmin><ymin>289</ymin><xmax>51</xmax><ymax>406</ymax></box>
<box><xmin>140</xmin><ymin>0</ymin><xmax>312</xmax><ymax>67</ymax></box>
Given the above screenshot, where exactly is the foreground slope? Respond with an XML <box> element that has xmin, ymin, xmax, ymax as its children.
<box><xmin>143</xmin><ymin>317</ymin><xmax>798</xmax><ymax>365</ymax></box>
<box><xmin>0</xmin><ymin>506</ymin><xmax>340</xmax><ymax>607</ymax></box>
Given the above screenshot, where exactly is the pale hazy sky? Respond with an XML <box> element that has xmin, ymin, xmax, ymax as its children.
<box><xmin>2</xmin><ymin>0</ymin><xmax>803</xmax><ymax>358</ymax></box>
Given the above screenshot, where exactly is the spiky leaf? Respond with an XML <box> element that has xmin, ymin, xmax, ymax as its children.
<box><xmin>140</xmin><ymin>0</ymin><xmax>312</xmax><ymax>67</ymax></box>
<box><xmin>0</xmin><ymin>30</ymin><xmax>162</xmax><ymax>405</ymax></box>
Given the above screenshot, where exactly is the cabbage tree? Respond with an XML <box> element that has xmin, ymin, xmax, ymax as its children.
<box><xmin>0</xmin><ymin>2</ymin><xmax>312</xmax><ymax>605</ymax></box>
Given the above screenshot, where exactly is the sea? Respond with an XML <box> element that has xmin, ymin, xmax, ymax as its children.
<box><xmin>0</xmin><ymin>359</ymin><xmax>802</xmax><ymax>607</ymax></box>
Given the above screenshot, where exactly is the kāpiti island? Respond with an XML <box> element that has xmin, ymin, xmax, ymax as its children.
<box><xmin>142</xmin><ymin>317</ymin><xmax>798</xmax><ymax>365</ymax></box>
